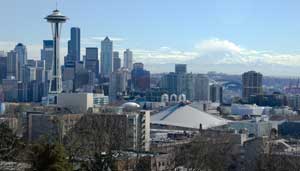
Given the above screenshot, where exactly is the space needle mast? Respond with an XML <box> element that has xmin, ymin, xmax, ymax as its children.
<box><xmin>45</xmin><ymin>8</ymin><xmax>68</xmax><ymax>104</ymax></box>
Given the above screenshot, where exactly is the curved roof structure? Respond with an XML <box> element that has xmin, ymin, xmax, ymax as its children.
<box><xmin>122</xmin><ymin>102</ymin><xmax>140</xmax><ymax>112</ymax></box>
<box><xmin>151</xmin><ymin>104</ymin><xmax>229</xmax><ymax>129</ymax></box>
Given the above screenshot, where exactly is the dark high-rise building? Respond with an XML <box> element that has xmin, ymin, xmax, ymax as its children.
<box><xmin>101</xmin><ymin>37</ymin><xmax>113</xmax><ymax>78</ymax></box>
<box><xmin>84</xmin><ymin>47</ymin><xmax>99</xmax><ymax>77</ymax></box>
<box><xmin>18</xmin><ymin>82</ymin><xmax>28</xmax><ymax>102</ymax></box>
<box><xmin>113</xmin><ymin>51</ymin><xmax>121</xmax><ymax>71</ymax></box>
<box><xmin>131</xmin><ymin>63</ymin><xmax>150</xmax><ymax>92</ymax></box>
<box><xmin>210</xmin><ymin>84</ymin><xmax>223</xmax><ymax>103</ymax></box>
<box><xmin>175</xmin><ymin>64</ymin><xmax>187</xmax><ymax>74</ymax></box>
<box><xmin>70</xmin><ymin>27</ymin><xmax>80</xmax><ymax>60</ymax></box>
<box><xmin>242</xmin><ymin>71</ymin><xmax>263</xmax><ymax>100</ymax></box>
<box><xmin>7</xmin><ymin>50</ymin><xmax>18</xmax><ymax>80</ymax></box>
<box><xmin>160</xmin><ymin>72</ymin><xmax>178</xmax><ymax>94</ymax></box>
<box><xmin>0</xmin><ymin>56</ymin><xmax>7</xmax><ymax>83</ymax></box>
<box><xmin>14</xmin><ymin>43</ymin><xmax>27</xmax><ymax>66</ymax></box>
<box><xmin>2</xmin><ymin>78</ymin><xmax>18</xmax><ymax>102</ymax></box>
<box><xmin>14</xmin><ymin>43</ymin><xmax>27</xmax><ymax>82</ymax></box>
<box><xmin>65</xmin><ymin>27</ymin><xmax>80</xmax><ymax>67</ymax></box>
<box><xmin>41</xmin><ymin>40</ymin><xmax>54</xmax><ymax>71</ymax></box>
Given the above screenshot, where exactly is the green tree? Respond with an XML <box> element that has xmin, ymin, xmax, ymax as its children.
<box><xmin>0</xmin><ymin>122</ymin><xmax>24</xmax><ymax>161</ymax></box>
<box><xmin>30</xmin><ymin>143</ymin><xmax>72</xmax><ymax>171</ymax></box>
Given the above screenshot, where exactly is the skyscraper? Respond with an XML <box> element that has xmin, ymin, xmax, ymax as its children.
<box><xmin>175</xmin><ymin>64</ymin><xmax>187</xmax><ymax>74</ymax></box>
<box><xmin>242</xmin><ymin>71</ymin><xmax>263</xmax><ymax>100</ymax></box>
<box><xmin>71</xmin><ymin>27</ymin><xmax>80</xmax><ymax>61</ymax></box>
<box><xmin>210</xmin><ymin>84</ymin><xmax>223</xmax><ymax>103</ymax></box>
<box><xmin>175</xmin><ymin>72</ymin><xmax>210</xmax><ymax>101</ymax></box>
<box><xmin>6</xmin><ymin>50</ymin><xmax>18</xmax><ymax>80</ymax></box>
<box><xmin>14</xmin><ymin>43</ymin><xmax>27</xmax><ymax>66</ymax></box>
<box><xmin>160</xmin><ymin>72</ymin><xmax>178</xmax><ymax>94</ymax></box>
<box><xmin>101</xmin><ymin>37</ymin><xmax>113</xmax><ymax>78</ymax></box>
<box><xmin>109</xmin><ymin>67</ymin><xmax>130</xmax><ymax>102</ymax></box>
<box><xmin>131</xmin><ymin>63</ymin><xmax>150</xmax><ymax>92</ymax></box>
<box><xmin>123</xmin><ymin>49</ymin><xmax>133</xmax><ymax>71</ymax></box>
<box><xmin>85</xmin><ymin>47</ymin><xmax>99</xmax><ymax>77</ymax></box>
<box><xmin>65</xmin><ymin>27</ymin><xmax>80</xmax><ymax>67</ymax></box>
<box><xmin>0</xmin><ymin>56</ymin><xmax>7</xmax><ymax>84</ymax></box>
<box><xmin>177</xmin><ymin>73</ymin><xmax>194</xmax><ymax>100</ymax></box>
<box><xmin>194</xmin><ymin>74</ymin><xmax>210</xmax><ymax>101</ymax></box>
<box><xmin>45</xmin><ymin>9</ymin><xmax>68</xmax><ymax>104</ymax></box>
<box><xmin>2</xmin><ymin>78</ymin><xmax>18</xmax><ymax>102</ymax></box>
<box><xmin>14</xmin><ymin>43</ymin><xmax>27</xmax><ymax>82</ymax></box>
<box><xmin>113</xmin><ymin>51</ymin><xmax>121</xmax><ymax>71</ymax></box>
<box><xmin>41</xmin><ymin>40</ymin><xmax>54</xmax><ymax>71</ymax></box>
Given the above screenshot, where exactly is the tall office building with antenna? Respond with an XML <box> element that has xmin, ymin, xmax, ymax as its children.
<box><xmin>45</xmin><ymin>9</ymin><xmax>68</xmax><ymax>104</ymax></box>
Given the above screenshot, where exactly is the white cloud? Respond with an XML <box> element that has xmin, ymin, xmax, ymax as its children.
<box><xmin>192</xmin><ymin>39</ymin><xmax>300</xmax><ymax>67</ymax></box>
<box><xmin>132</xmin><ymin>48</ymin><xmax>198</xmax><ymax>64</ymax></box>
<box><xmin>131</xmin><ymin>39</ymin><xmax>300</xmax><ymax>75</ymax></box>
<box><xmin>2</xmin><ymin>38</ymin><xmax>300</xmax><ymax>76</ymax></box>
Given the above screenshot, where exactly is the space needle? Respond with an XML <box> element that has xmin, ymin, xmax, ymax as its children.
<box><xmin>45</xmin><ymin>9</ymin><xmax>68</xmax><ymax>104</ymax></box>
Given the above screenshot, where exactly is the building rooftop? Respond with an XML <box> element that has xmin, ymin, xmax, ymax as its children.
<box><xmin>151</xmin><ymin>104</ymin><xmax>229</xmax><ymax>129</ymax></box>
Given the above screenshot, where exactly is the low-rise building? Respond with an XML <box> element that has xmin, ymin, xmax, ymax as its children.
<box><xmin>226</xmin><ymin>119</ymin><xmax>274</xmax><ymax>137</ymax></box>
<box><xmin>93</xmin><ymin>93</ymin><xmax>109</xmax><ymax>107</ymax></box>
<box><xmin>57</xmin><ymin>93</ymin><xmax>94</xmax><ymax>113</ymax></box>
<box><xmin>278</xmin><ymin>121</ymin><xmax>300</xmax><ymax>138</ymax></box>
<box><xmin>231</xmin><ymin>104</ymin><xmax>271</xmax><ymax>116</ymax></box>
<box><xmin>27</xmin><ymin>113</ymin><xmax>83</xmax><ymax>142</ymax></box>
<box><xmin>113</xmin><ymin>150</ymin><xmax>175</xmax><ymax>171</ymax></box>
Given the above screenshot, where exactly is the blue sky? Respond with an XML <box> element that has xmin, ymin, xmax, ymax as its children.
<box><xmin>1</xmin><ymin>0</ymin><xmax>300</xmax><ymax>76</ymax></box>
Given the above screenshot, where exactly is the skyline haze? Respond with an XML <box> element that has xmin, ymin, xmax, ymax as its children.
<box><xmin>2</xmin><ymin>0</ymin><xmax>300</xmax><ymax>76</ymax></box>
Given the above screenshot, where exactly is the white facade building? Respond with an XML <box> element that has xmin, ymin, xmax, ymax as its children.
<box><xmin>57</xmin><ymin>93</ymin><xmax>94</xmax><ymax>113</ymax></box>
<box><xmin>109</xmin><ymin>67</ymin><xmax>130</xmax><ymax>102</ymax></box>
<box><xmin>93</xmin><ymin>93</ymin><xmax>109</xmax><ymax>107</ymax></box>
<box><xmin>122</xmin><ymin>102</ymin><xmax>150</xmax><ymax>151</ymax></box>
<box><xmin>231</xmin><ymin>104</ymin><xmax>270</xmax><ymax>116</ymax></box>
<box><xmin>127</xmin><ymin>110</ymin><xmax>151</xmax><ymax>151</ymax></box>
<box><xmin>123</xmin><ymin>49</ymin><xmax>133</xmax><ymax>71</ymax></box>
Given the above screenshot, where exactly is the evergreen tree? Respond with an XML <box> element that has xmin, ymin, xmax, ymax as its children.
<box><xmin>30</xmin><ymin>143</ymin><xmax>72</xmax><ymax>171</ymax></box>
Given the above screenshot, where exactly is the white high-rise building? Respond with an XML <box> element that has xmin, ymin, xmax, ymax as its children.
<box><xmin>122</xmin><ymin>103</ymin><xmax>151</xmax><ymax>152</ymax></box>
<box><xmin>176</xmin><ymin>73</ymin><xmax>210</xmax><ymax>101</ymax></box>
<box><xmin>123</xmin><ymin>49</ymin><xmax>133</xmax><ymax>71</ymax></box>
<box><xmin>127</xmin><ymin>110</ymin><xmax>150</xmax><ymax>151</ymax></box>
<box><xmin>109</xmin><ymin>67</ymin><xmax>130</xmax><ymax>102</ymax></box>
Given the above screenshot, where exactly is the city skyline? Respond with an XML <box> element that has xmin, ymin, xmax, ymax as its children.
<box><xmin>2</xmin><ymin>0</ymin><xmax>300</xmax><ymax>76</ymax></box>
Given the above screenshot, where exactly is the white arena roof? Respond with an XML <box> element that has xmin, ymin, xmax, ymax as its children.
<box><xmin>151</xmin><ymin>104</ymin><xmax>229</xmax><ymax>129</ymax></box>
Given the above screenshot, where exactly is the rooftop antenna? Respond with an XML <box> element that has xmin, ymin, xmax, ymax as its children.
<box><xmin>55</xmin><ymin>0</ymin><xmax>58</xmax><ymax>10</ymax></box>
